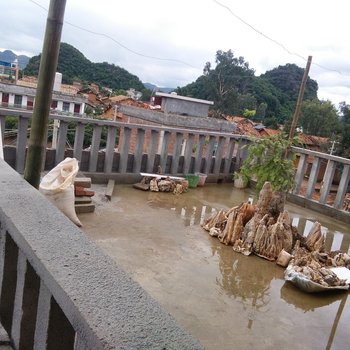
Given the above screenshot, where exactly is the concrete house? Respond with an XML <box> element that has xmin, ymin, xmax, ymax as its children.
<box><xmin>0</xmin><ymin>73</ymin><xmax>87</xmax><ymax>115</ymax></box>
<box><xmin>155</xmin><ymin>92</ymin><xmax>214</xmax><ymax>117</ymax></box>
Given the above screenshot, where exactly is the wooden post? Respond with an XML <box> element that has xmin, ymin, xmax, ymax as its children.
<box><xmin>288</xmin><ymin>56</ymin><xmax>312</xmax><ymax>141</ymax></box>
<box><xmin>24</xmin><ymin>0</ymin><xmax>67</xmax><ymax>188</ymax></box>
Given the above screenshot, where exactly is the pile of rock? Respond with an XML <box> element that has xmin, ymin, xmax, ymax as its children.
<box><xmin>134</xmin><ymin>176</ymin><xmax>189</xmax><ymax>195</ymax></box>
<box><xmin>202</xmin><ymin>181</ymin><xmax>350</xmax><ymax>293</ymax></box>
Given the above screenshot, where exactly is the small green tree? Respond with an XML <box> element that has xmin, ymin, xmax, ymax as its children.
<box><xmin>239</xmin><ymin>134</ymin><xmax>296</xmax><ymax>193</ymax></box>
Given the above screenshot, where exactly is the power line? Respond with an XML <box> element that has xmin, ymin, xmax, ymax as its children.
<box><xmin>28</xmin><ymin>0</ymin><xmax>197</xmax><ymax>68</ymax></box>
<box><xmin>28</xmin><ymin>0</ymin><xmax>346</xmax><ymax>77</ymax></box>
<box><xmin>212</xmin><ymin>0</ymin><xmax>342</xmax><ymax>75</ymax></box>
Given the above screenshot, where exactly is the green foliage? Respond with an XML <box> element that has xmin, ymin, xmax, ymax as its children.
<box><xmin>112</xmin><ymin>89</ymin><xmax>127</xmax><ymax>96</ymax></box>
<box><xmin>24</xmin><ymin>43</ymin><xmax>144</xmax><ymax>91</ymax></box>
<box><xmin>243</xmin><ymin>109</ymin><xmax>256</xmax><ymax>118</ymax></box>
<box><xmin>239</xmin><ymin>134</ymin><xmax>296</xmax><ymax>193</ymax></box>
<box><xmin>261</xmin><ymin>64</ymin><xmax>318</xmax><ymax>102</ymax></box>
<box><xmin>5</xmin><ymin>116</ymin><xmax>18</xmax><ymax>129</ymax></box>
<box><xmin>177</xmin><ymin>50</ymin><xmax>257</xmax><ymax>116</ymax></box>
<box><xmin>299</xmin><ymin>99</ymin><xmax>340</xmax><ymax>137</ymax></box>
<box><xmin>140</xmin><ymin>88</ymin><xmax>152</xmax><ymax>102</ymax></box>
<box><xmin>338</xmin><ymin>102</ymin><xmax>350</xmax><ymax>158</ymax></box>
<box><xmin>177</xmin><ymin>51</ymin><xmax>319</xmax><ymax>126</ymax></box>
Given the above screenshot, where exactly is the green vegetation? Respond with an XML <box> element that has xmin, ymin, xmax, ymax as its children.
<box><xmin>176</xmin><ymin>50</ymin><xmax>318</xmax><ymax>125</ymax></box>
<box><xmin>24</xmin><ymin>43</ymin><xmax>147</xmax><ymax>94</ymax></box>
<box><xmin>238</xmin><ymin>134</ymin><xmax>296</xmax><ymax>193</ymax></box>
<box><xmin>338</xmin><ymin>102</ymin><xmax>350</xmax><ymax>158</ymax></box>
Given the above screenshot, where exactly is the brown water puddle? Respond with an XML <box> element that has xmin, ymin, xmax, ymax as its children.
<box><xmin>80</xmin><ymin>183</ymin><xmax>350</xmax><ymax>350</ymax></box>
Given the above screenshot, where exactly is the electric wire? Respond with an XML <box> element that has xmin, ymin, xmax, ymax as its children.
<box><xmin>212</xmin><ymin>0</ymin><xmax>343</xmax><ymax>75</ymax></box>
<box><xmin>28</xmin><ymin>0</ymin><xmax>348</xmax><ymax>77</ymax></box>
<box><xmin>28</xmin><ymin>0</ymin><xmax>197</xmax><ymax>68</ymax></box>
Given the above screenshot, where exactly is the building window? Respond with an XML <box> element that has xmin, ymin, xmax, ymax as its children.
<box><xmin>14</xmin><ymin>94</ymin><xmax>22</xmax><ymax>107</ymax></box>
<box><xmin>27</xmin><ymin>97</ymin><xmax>34</xmax><ymax>110</ymax></box>
<box><xmin>74</xmin><ymin>103</ymin><xmax>81</xmax><ymax>114</ymax></box>
<box><xmin>51</xmin><ymin>100</ymin><xmax>58</xmax><ymax>109</ymax></box>
<box><xmin>2</xmin><ymin>93</ymin><xmax>9</xmax><ymax>105</ymax></box>
<box><xmin>62</xmin><ymin>102</ymin><xmax>70</xmax><ymax>112</ymax></box>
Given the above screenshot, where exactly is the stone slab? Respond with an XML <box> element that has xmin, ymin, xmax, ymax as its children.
<box><xmin>75</xmin><ymin>203</ymin><xmax>95</xmax><ymax>214</ymax></box>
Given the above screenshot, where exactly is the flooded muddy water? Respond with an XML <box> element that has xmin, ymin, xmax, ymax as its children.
<box><xmin>80</xmin><ymin>183</ymin><xmax>350</xmax><ymax>350</ymax></box>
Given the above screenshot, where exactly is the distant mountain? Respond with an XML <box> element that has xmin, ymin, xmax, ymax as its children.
<box><xmin>143</xmin><ymin>82</ymin><xmax>175</xmax><ymax>93</ymax></box>
<box><xmin>0</xmin><ymin>50</ymin><xmax>30</xmax><ymax>69</ymax></box>
<box><xmin>24</xmin><ymin>43</ymin><xmax>145</xmax><ymax>91</ymax></box>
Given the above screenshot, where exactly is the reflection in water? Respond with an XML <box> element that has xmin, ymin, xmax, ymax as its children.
<box><xmin>210</xmin><ymin>242</ymin><xmax>277</xmax><ymax>330</ymax></box>
<box><xmin>280</xmin><ymin>282</ymin><xmax>345</xmax><ymax>312</ymax></box>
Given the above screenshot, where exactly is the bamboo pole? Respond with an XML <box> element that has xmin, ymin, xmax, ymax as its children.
<box><xmin>24</xmin><ymin>0</ymin><xmax>67</xmax><ymax>188</ymax></box>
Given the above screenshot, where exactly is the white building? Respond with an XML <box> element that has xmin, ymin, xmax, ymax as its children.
<box><xmin>0</xmin><ymin>73</ymin><xmax>87</xmax><ymax>115</ymax></box>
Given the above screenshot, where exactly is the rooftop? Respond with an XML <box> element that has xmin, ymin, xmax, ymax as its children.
<box><xmin>155</xmin><ymin>92</ymin><xmax>214</xmax><ymax>105</ymax></box>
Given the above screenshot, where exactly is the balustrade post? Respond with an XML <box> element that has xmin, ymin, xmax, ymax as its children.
<box><xmin>305</xmin><ymin>157</ymin><xmax>321</xmax><ymax>199</ymax></box>
<box><xmin>11</xmin><ymin>252</ymin><xmax>40</xmax><ymax>350</ymax></box>
<box><xmin>194</xmin><ymin>135</ymin><xmax>206</xmax><ymax>174</ymax></box>
<box><xmin>171</xmin><ymin>132</ymin><xmax>183</xmax><ymax>174</ymax></box>
<box><xmin>319</xmin><ymin>160</ymin><xmax>336</xmax><ymax>204</ymax></box>
<box><xmin>203</xmin><ymin>136</ymin><xmax>216</xmax><ymax>174</ymax></box>
<box><xmin>119</xmin><ymin>127</ymin><xmax>132</xmax><ymax>174</ymax></box>
<box><xmin>213</xmin><ymin>136</ymin><xmax>226</xmax><ymax>175</ymax></box>
<box><xmin>16</xmin><ymin>116</ymin><xmax>29</xmax><ymax>174</ymax></box>
<box><xmin>293</xmin><ymin>153</ymin><xmax>308</xmax><ymax>195</ymax></box>
<box><xmin>133</xmin><ymin>128</ymin><xmax>145</xmax><ymax>173</ymax></box>
<box><xmin>223</xmin><ymin>137</ymin><xmax>236</xmax><ymax>175</ymax></box>
<box><xmin>234</xmin><ymin>139</ymin><xmax>247</xmax><ymax>172</ymax></box>
<box><xmin>73</xmin><ymin>122</ymin><xmax>86</xmax><ymax>162</ymax></box>
<box><xmin>0</xmin><ymin>234</ymin><xmax>18</xmax><ymax>336</ymax></box>
<box><xmin>55</xmin><ymin>121</ymin><xmax>68</xmax><ymax>165</ymax></box>
<box><xmin>147</xmin><ymin>130</ymin><xmax>159</xmax><ymax>173</ymax></box>
<box><xmin>33</xmin><ymin>282</ymin><xmax>52</xmax><ymax>350</ymax></box>
<box><xmin>334</xmin><ymin>164</ymin><xmax>350</xmax><ymax>209</ymax></box>
<box><xmin>88</xmin><ymin>125</ymin><xmax>102</xmax><ymax>172</ymax></box>
<box><xmin>159</xmin><ymin>131</ymin><xmax>171</xmax><ymax>173</ymax></box>
<box><xmin>183</xmin><ymin>133</ymin><xmax>195</xmax><ymax>174</ymax></box>
<box><xmin>104</xmin><ymin>126</ymin><xmax>117</xmax><ymax>173</ymax></box>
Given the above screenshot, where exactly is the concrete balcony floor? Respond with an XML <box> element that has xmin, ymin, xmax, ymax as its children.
<box><xmin>80</xmin><ymin>183</ymin><xmax>350</xmax><ymax>350</ymax></box>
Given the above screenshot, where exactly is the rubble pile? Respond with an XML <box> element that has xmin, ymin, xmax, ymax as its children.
<box><xmin>134</xmin><ymin>176</ymin><xmax>189</xmax><ymax>195</ymax></box>
<box><xmin>285</xmin><ymin>240</ymin><xmax>350</xmax><ymax>291</ymax></box>
<box><xmin>202</xmin><ymin>181</ymin><xmax>350</xmax><ymax>293</ymax></box>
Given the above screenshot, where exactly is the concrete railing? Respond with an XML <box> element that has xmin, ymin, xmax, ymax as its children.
<box><xmin>0</xmin><ymin>158</ymin><xmax>204</xmax><ymax>350</ymax></box>
<box><xmin>1</xmin><ymin>106</ymin><xmax>349</xmax><ymax>221</ymax></box>
<box><xmin>0</xmin><ymin>107</ymin><xmax>248</xmax><ymax>183</ymax></box>
<box><xmin>289</xmin><ymin>146</ymin><xmax>350</xmax><ymax>223</ymax></box>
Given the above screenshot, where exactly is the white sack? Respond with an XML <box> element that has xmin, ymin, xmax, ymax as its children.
<box><xmin>40</xmin><ymin>158</ymin><xmax>82</xmax><ymax>227</ymax></box>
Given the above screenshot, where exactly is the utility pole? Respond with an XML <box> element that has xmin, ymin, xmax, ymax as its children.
<box><xmin>24</xmin><ymin>0</ymin><xmax>67</xmax><ymax>188</ymax></box>
<box><xmin>288</xmin><ymin>56</ymin><xmax>313</xmax><ymax>141</ymax></box>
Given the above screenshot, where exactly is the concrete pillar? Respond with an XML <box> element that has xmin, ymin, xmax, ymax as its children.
<box><xmin>80</xmin><ymin>102</ymin><xmax>86</xmax><ymax>115</ymax></box>
<box><xmin>22</xmin><ymin>95</ymin><xmax>28</xmax><ymax>108</ymax></box>
<box><xmin>57</xmin><ymin>101</ymin><xmax>63</xmax><ymax>112</ymax></box>
<box><xmin>9</xmin><ymin>94</ymin><xmax>15</xmax><ymax>106</ymax></box>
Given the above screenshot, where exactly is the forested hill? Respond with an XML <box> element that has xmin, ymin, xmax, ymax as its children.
<box><xmin>23</xmin><ymin>43</ymin><xmax>145</xmax><ymax>91</ymax></box>
<box><xmin>176</xmin><ymin>50</ymin><xmax>318</xmax><ymax>127</ymax></box>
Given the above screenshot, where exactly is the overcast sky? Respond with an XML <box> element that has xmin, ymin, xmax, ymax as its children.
<box><xmin>1</xmin><ymin>0</ymin><xmax>350</xmax><ymax>107</ymax></box>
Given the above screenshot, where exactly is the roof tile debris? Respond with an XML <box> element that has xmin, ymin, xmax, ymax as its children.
<box><xmin>225</xmin><ymin>115</ymin><xmax>328</xmax><ymax>149</ymax></box>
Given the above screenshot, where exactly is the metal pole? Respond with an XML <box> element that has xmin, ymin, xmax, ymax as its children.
<box><xmin>24</xmin><ymin>0</ymin><xmax>67</xmax><ymax>188</ymax></box>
